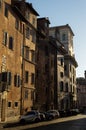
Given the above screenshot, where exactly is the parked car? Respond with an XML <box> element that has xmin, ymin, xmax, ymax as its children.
<box><xmin>65</xmin><ymin>110</ymin><xmax>72</xmax><ymax>116</ymax></box>
<box><xmin>19</xmin><ymin>110</ymin><xmax>41</xmax><ymax>123</ymax></box>
<box><xmin>71</xmin><ymin>109</ymin><xmax>80</xmax><ymax>115</ymax></box>
<box><xmin>59</xmin><ymin>110</ymin><xmax>66</xmax><ymax>117</ymax></box>
<box><xmin>45</xmin><ymin>110</ymin><xmax>60</xmax><ymax>120</ymax></box>
<box><xmin>40</xmin><ymin>112</ymin><xmax>46</xmax><ymax>121</ymax></box>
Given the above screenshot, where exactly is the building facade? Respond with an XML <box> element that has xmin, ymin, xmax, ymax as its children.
<box><xmin>77</xmin><ymin>71</ymin><xmax>86</xmax><ymax>112</ymax></box>
<box><xmin>35</xmin><ymin>17</ymin><xmax>58</xmax><ymax>111</ymax></box>
<box><xmin>0</xmin><ymin>0</ymin><xmax>78</xmax><ymax>123</ymax></box>
<box><xmin>49</xmin><ymin>24</ymin><xmax>78</xmax><ymax>110</ymax></box>
<box><xmin>0</xmin><ymin>0</ymin><xmax>38</xmax><ymax>122</ymax></box>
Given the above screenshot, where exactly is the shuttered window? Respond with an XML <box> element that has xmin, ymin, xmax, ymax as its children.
<box><xmin>1</xmin><ymin>72</ymin><xmax>11</xmax><ymax>85</ymax></box>
<box><xmin>9</xmin><ymin>36</ymin><xmax>14</xmax><ymax>50</ymax></box>
<box><xmin>3</xmin><ymin>32</ymin><xmax>8</xmax><ymax>46</ymax></box>
<box><xmin>4</xmin><ymin>4</ymin><xmax>8</xmax><ymax>17</ymax></box>
<box><xmin>14</xmin><ymin>74</ymin><xmax>20</xmax><ymax>87</ymax></box>
<box><xmin>25</xmin><ymin>71</ymin><xmax>29</xmax><ymax>83</ymax></box>
<box><xmin>31</xmin><ymin>73</ymin><xmax>35</xmax><ymax>84</ymax></box>
<box><xmin>26</xmin><ymin>27</ymin><xmax>30</xmax><ymax>39</ymax></box>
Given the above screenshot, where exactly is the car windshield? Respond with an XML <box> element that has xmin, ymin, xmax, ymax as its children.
<box><xmin>24</xmin><ymin>111</ymin><xmax>35</xmax><ymax>116</ymax></box>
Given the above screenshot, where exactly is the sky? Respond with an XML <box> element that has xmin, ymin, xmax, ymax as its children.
<box><xmin>26</xmin><ymin>0</ymin><xmax>86</xmax><ymax>78</ymax></box>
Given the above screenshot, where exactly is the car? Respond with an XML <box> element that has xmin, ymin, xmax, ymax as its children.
<box><xmin>59</xmin><ymin>110</ymin><xmax>66</xmax><ymax>117</ymax></box>
<box><xmin>19</xmin><ymin>110</ymin><xmax>41</xmax><ymax>124</ymax></box>
<box><xmin>45</xmin><ymin>110</ymin><xmax>60</xmax><ymax>120</ymax></box>
<box><xmin>65</xmin><ymin>110</ymin><xmax>72</xmax><ymax>116</ymax></box>
<box><xmin>71</xmin><ymin>109</ymin><xmax>80</xmax><ymax>115</ymax></box>
<box><xmin>40</xmin><ymin>112</ymin><xmax>46</xmax><ymax>121</ymax></box>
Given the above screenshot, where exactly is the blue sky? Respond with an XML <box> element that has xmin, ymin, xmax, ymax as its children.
<box><xmin>26</xmin><ymin>0</ymin><xmax>86</xmax><ymax>77</ymax></box>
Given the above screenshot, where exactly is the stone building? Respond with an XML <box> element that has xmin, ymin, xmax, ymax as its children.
<box><xmin>77</xmin><ymin>71</ymin><xmax>86</xmax><ymax>112</ymax></box>
<box><xmin>35</xmin><ymin>18</ymin><xmax>68</xmax><ymax>111</ymax></box>
<box><xmin>0</xmin><ymin>0</ymin><xmax>38</xmax><ymax>122</ymax></box>
<box><xmin>35</xmin><ymin>17</ymin><xmax>58</xmax><ymax>111</ymax></box>
<box><xmin>49</xmin><ymin>24</ymin><xmax>78</xmax><ymax>110</ymax></box>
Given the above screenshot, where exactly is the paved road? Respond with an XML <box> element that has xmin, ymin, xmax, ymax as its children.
<box><xmin>1</xmin><ymin>114</ymin><xmax>86</xmax><ymax>130</ymax></box>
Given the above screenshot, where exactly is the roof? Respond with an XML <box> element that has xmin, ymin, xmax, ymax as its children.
<box><xmin>12</xmin><ymin>1</ymin><xmax>39</xmax><ymax>16</ymax></box>
<box><xmin>58</xmin><ymin>24</ymin><xmax>74</xmax><ymax>36</ymax></box>
<box><xmin>37</xmin><ymin>17</ymin><xmax>50</xmax><ymax>24</ymax></box>
<box><xmin>26</xmin><ymin>2</ymin><xmax>39</xmax><ymax>16</ymax></box>
<box><xmin>12</xmin><ymin>6</ymin><xmax>27</xmax><ymax>22</ymax></box>
<box><xmin>50</xmin><ymin>24</ymin><xmax>74</xmax><ymax>36</ymax></box>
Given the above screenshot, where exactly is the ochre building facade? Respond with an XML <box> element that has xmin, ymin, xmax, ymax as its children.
<box><xmin>0</xmin><ymin>0</ymin><xmax>38</xmax><ymax>122</ymax></box>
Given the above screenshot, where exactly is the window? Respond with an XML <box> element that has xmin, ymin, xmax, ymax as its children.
<box><xmin>60</xmin><ymin>99</ymin><xmax>64</xmax><ymax>109</ymax></box>
<box><xmin>3</xmin><ymin>32</ymin><xmax>8</xmax><ymax>46</ymax></box>
<box><xmin>31</xmin><ymin>50</ymin><xmax>35</xmax><ymax>62</ymax></box>
<box><xmin>61</xmin><ymin>58</ymin><xmax>64</xmax><ymax>66</ymax></box>
<box><xmin>14</xmin><ymin>74</ymin><xmax>20</xmax><ymax>87</ymax></box>
<box><xmin>62</xmin><ymin>33</ymin><xmax>66</xmax><ymax>41</ymax></box>
<box><xmin>73</xmin><ymin>76</ymin><xmax>75</xmax><ymax>83</ymax></box>
<box><xmin>24</xmin><ymin>89</ymin><xmax>28</xmax><ymax>99</ymax></box>
<box><xmin>60</xmin><ymin>81</ymin><xmax>64</xmax><ymax>91</ymax></box>
<box><xmin>15</xmin><ymin>19</ymin><xmax>19</xmax><ymax>30</ymax></box>
<box><xmin>26</xmin><ymin>27</ymin><xmax>30</xmax><ymax>39</ymax></box>
<box><xmin>32</xmin><ymin>30</ymin><xmax>36</xmax><ymax>43</ymax></box>
<box><xmin>1</xmin><ymin>72</ymin><xmax>11</xmax><ymax>85</ymax></box>
<box><xmin>64</xmin><ymin>65</ymin><xmax>67</xmax><ymax>71</ymax></box>
<box><xmin>60</xmin><ymin>72</ymin><xmax>63</xmax><ymax>78</ymax></box>
<box><xmin>15</xmin><ymin>102</ymin><xmax>18</xmax><ymax>107</ymax></box>
<box><xmin>45</xmin><ymin>22</ymin><xmax>48</xmax><ymax>28</ymax></box>
<box><xmin>9</xmin><ymin>36</ymin><xmax>13</xmax><ymax>50</ymax></box>
<box><xmin>65</xmin><ymin>82</ymin><xmax>68</xmax><ymax>92</ymax></box>
<box><xmin>7</xmin><ymin>72</ymin><xmax>11</xmax><ymax>85</ymax></box>
<box><xmin>8</xmin><ymin>102</ymin><xmax>11</xmax><ymax>108</ymax></box>
<box><xmin>31</xmin><ymin>90</ymin><xmax>34</xmax><ymax>100</ymax></box>
<box><xmin>25</xmin><ymin>71</ymin><xmax>29</xmax><ymax>83</ymax></box>
<box><xmin>32</xmin><ymin>17</ymin><xmax>35</xmax><ymax>25</ymax></box>
<box><xmin>1</xmin><ymin>72</ymin><xmax>7</xmax><ymax>82</ymax></box>
<box><xmin>20</xmin><ymin>22</ymin><xmax>23</xmax><ymax>33</ymax></box>
<box><xmin>25</xmin><ymin>47</ymin><xmax>29</xmax><ymax>60</ymax></box>
<box><xmin>70</xmin><ymin>85</ymin><xmax>72</xmax><ymax>92</ymax></box>
<box><xmin>4</xmin><ymin>4</ymin><xmax>8</xmax><ymax>17</ymax></box>
<box><xmin>31</xmin><ymin>73</ymin><xmax>35</xmax><ymax>84</ymax></box>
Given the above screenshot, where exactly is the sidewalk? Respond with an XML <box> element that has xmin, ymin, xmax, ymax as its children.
<box><xmin>0</xmin><ymin>118</ymin><xmax>19</xmax><ymax>129</ymax></box>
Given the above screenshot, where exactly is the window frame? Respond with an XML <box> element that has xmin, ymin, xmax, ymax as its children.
<box><xmin>25</xmin><ymin>71</ymin><xmax>29</xmax><ymax>83</ymax></box>
<box><xmin>26</xmin><ymin>27</ymin><xmax>30</xmax><ymax>39</ymax></box>
<box><xmin>9</xmin><ymin>36</ymin><xmax>14</xmax><ymax>50</ymax></box>
<box><xmin>4</xmin><ymin>4</ymin><xmax>8</xmax><ymax>18</ymax></box>
<box><xmin>3</xmin><ymin>32</ymin><xmax>8</xmax><ymax>46</ymax></box>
